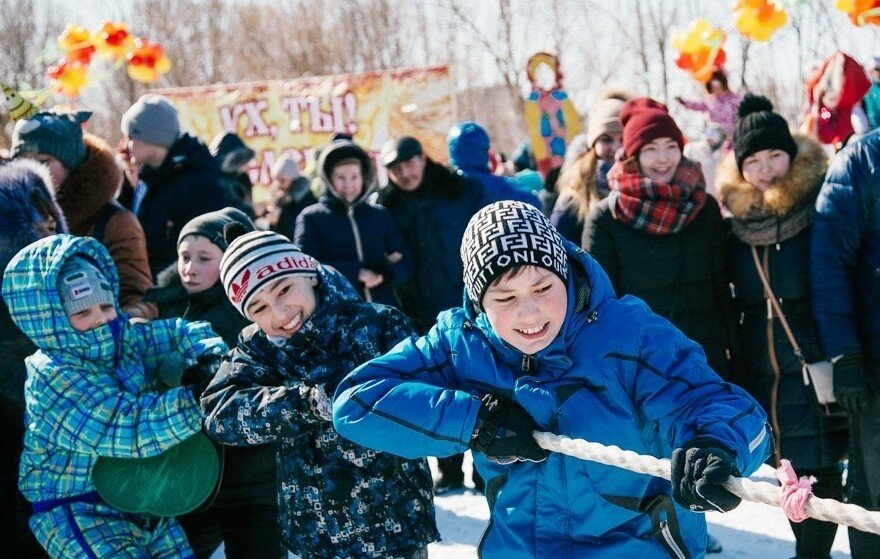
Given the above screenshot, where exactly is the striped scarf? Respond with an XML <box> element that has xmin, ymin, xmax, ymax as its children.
<box><xmin>608</xmin><ymin>157</ymin><xmax>707</xmax><ymax>235</ymax></box>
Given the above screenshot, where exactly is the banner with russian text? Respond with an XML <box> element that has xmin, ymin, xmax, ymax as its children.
<box><xmin>154</xmin><ymin>65</ymin><xmax>454</xmax><ymax>200</ymax></box>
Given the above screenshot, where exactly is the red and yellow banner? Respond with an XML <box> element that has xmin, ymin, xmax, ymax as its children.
<box><xmin>154</xmin><ymin>65</ymin><xmax>454</xmax><ymax>196</ymax></box>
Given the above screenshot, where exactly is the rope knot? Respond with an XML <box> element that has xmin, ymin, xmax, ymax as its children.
<box><xmin>776</xmin><ymin>459</ymin><xmax>815</xmax><ymax>523</ymax></box>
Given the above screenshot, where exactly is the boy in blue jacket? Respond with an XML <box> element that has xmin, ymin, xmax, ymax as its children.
<box><xmin>333</xmin><ymin>200</ymin><xmax>771</xmax><ymax>558</ymax></box>
<box><xmin>1</xmin><ymin>234</ymin><xmax>227</xmax><ymax>558</ymax></box>
<box><xmin>200</xmin><ymin>227</ymin><xmax>438</xmax><ymax>559</ymax></box>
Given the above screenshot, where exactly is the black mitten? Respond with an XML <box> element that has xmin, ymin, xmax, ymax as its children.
<box><xmin>468</xmin><ymin>395</ymin><xmax>549</xmax><ymax>463</ymax></box>
<box><xmin>671</xmin><ymin>439</ymin><xmax>741</xmax><ymax>513</ymax></box>
<box><xmin>833</xmin><ymin>353</ymin><xmax>870</xmax><ymax>415</ymax></box>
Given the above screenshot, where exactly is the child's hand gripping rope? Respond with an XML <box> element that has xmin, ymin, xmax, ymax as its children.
<box><xmin>532</xmin><ymin>431</ymin><xmax>880</xmax><ymax>536</ymax></box>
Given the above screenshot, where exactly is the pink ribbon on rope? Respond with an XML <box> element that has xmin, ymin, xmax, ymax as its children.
<box><xmin>776</xmin><ymin>459</ymin><xmax>816</xmax><ymax>523</ymax></box>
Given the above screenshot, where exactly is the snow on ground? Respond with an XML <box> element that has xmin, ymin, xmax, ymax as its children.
<box><xmin>214</xmin><ymin>457</ymin><xmax>853</xmax><ymax>558</ymax></box>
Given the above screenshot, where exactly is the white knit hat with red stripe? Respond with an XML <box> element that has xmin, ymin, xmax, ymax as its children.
<box><xmin>219</xmin><ymin>225</ymin><xmax>319</xmax><ymax>319</ymax></box>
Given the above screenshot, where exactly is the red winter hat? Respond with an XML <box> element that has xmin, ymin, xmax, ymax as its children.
<box><xmin>620</xmin><ymin>98</ymin><xmax>684</xmax><ymax>158</ymax></box>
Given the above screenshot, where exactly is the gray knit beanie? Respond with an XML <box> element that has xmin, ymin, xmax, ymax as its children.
<box><xmin>57</xmin><ymin>255</ymin><xmax>115</xmax><ymax>316</ymax></box>
<box><xmin>121</xmin><ymin>94</ymin><xmax>180</xmax><ymax>148</ymax></box>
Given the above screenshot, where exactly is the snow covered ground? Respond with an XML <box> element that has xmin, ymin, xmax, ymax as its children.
<box><xmin>213</xmin><ymin>456</ymin><xmax>853</xmax><ymax>558</ymax></box>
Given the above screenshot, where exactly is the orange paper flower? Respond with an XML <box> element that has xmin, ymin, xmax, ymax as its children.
<box><xmin>126</xmin><ymin>37</ymin><xmax>171</xmax><ymax>83</ymax></box>
<box><xmin>47</xmin><ymin>58</ymin><xmax>89</xmax><ymax>98</ymax></box>
<box><xmin>93</xmin><ymin>21</ymin><xmax>134</xmax><ymax>62</ymax></box>
<box><xmin>734</xmin><ymin>0</ymin><xmax>788</xmax><ymax>41</ymax></box>
<box><xmin>58</xmin><ymin>24</ymin><xmax>96</xmax><ymax>65</ymax></box>
<box><xmin>835</xmin><ymin>0</ymin><xmax>880</xmax><ymax>26</ymax></box>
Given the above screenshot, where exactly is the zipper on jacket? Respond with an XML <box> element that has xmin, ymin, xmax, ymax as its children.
<box><xmin>521</xmin><ymin>354</ymin><xmax>531</xmax><ymax>373</ymax></box>
<box><xmin>346</xmin><ymin>205</ymin><xmax>371</xmax><ymax>302</ymax></box>
<box><xmin>659</xmin><ymin>521</ymin><xmax>687</xmax><ymax>559</ymax></box>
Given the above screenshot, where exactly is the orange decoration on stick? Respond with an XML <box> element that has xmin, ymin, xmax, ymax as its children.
<box><xmin>58</xmin><ymin>24</ymin><xmax>96</xmax><ymax>65</ymax></box>
<box><xmin>835</xmin><ymin>0</ymin><xmax>880</xmax><ymax>26</ymax></box>
<box><xmin>734</xmin><ymin>0</ymin><xmax>788</xmax><ymax>41</ymax></box>
<box><xmin>671</xmin><ymin>19</ymin><xmax>727</xmax><ymax>83</ymax></box>
<box><xmin>47</xmin><ymin>58</ymin><xmax>89</xmax><ymax>98</ymax></box>
<box><xmin>126</xmin><ymin>37</ymin><xmax>172</xmax><ymax>83</ymax></box>
<box><xmin>93</xmin><ymin>21</ymin><xmax>134</xmax><ymax>62</ymax></box>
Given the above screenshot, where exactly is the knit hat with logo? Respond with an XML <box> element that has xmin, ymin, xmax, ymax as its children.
<box><xmin>219</xmin><ymin>226</ymin><xmax>319</xmax><ymax>319</ymax></box>
<box><xmin>57</xmin><ymin>255</ymin><xmax>115</xmax><ymax>316</ymax></box>
<box><xmin>460</xmin><ymin>200</ymin><xmax>568</xmax><ymax>309</ymax></box>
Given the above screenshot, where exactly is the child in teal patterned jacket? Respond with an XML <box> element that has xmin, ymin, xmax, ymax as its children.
<box><xmin>1</xmin><ymin>234</ymin><xmax>226</xmax><ymax>558</ymax></box>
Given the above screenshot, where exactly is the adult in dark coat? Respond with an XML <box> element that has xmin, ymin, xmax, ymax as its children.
<box><xmin>0</xmin><ymin>160</ymin><xmax>62</xmax><ymax>558</ymax></box>
<box><xmin>144</xmin><ymin>207</ymin><xmax>282</xmax><ymax>559</ymax></box>
<box><xmin>811</xmin><ymin>128</ymin><xmax>880</xmax><ymax>558</ymax></box>
<box><xmin>209</xmin><ymin>131</ymin><xmax>256</xmax><ymax>218</ymax></box>
<box><xmin>377</xmin><ymin>136</ymin><xmax>492</xmax><ymax>494</ymax></box>
<box><xmin>377</xmin><ymin>137</ymin><xmax>492</xmax><ymax>334</ymax></box>
<box><xmin>294</xmin><ymin>141</ymin><xmax>413</xmax><ymax>307</ymax></box>
<box><xmin>582</xmin><ymin>98</ymin><xmax>731</xmax><ymax>377</ymax></box>
<box><xmin>121</xmin><ymin>94</ymin><xmax>230</xmax><ymax>279</ymax></box>
<box><xmin>718</xmin><ymin>94</ymin><xmax>846</xmax><ymax>559</ymax></box>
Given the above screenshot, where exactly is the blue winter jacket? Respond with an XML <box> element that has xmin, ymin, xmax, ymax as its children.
<box><xmin>1</xmin><ymin>235</ymin><xmax>227</xmax><ymax>503</ymax></box>
<box><xmin>448</xmin><ymin>122</ymin><xmax>542</xmax><ymax>208</ymax></box>
<box><xmin>333</xmin><ymin>245</ymin><xmax>770</xmax><ymax>559</ymax></box>
<box><xmin>811</xmin><ymin>129</ymin><xmax>880</xmax><ymax>363</ymax></box>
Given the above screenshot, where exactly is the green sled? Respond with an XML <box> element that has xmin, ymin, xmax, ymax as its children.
<box><xmin>92</xmin><ymin>431</ymin><xmax>222</xmax><ymax>517</ymax></box>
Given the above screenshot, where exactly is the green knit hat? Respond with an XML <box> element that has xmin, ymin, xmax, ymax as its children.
<box><xmin>12</xmin><ymin>110</ymin><xmax>91</xmax><ymax>171</ymax></box>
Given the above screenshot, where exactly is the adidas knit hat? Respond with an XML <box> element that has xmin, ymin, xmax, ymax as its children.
<box><xmin>219</xmin><ymin>227</ymin><xmax>319</xmax><ymax>319</ymax></box>
<box><xmin>57</xmin><ymin>255</ymin><xmax>115</xmax><ymax>316</ymax></box>
<box><xmin>461</xmin><ymin>200</ymin><xmax>569</xmax><ymax>309</ymax></box>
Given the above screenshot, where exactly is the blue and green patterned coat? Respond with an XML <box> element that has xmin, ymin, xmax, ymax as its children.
<box><xmin>0</xmin><ymin>234</ymin><xmax>227</xmax><ymax>504</ymax></box>
<box><xmin>201</xmin><ymin>266</ymin><xmax>438</xmax><ymax>559</ymax></box>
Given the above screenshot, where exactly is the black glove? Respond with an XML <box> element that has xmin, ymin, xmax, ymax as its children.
<box><xmin>469</xmin><ymin>394</ymin><xmax>549</xmax><ymax>463</ymax></box>
<box><xmin>189</xmin><ymin>375</ymin><xmax>213</xmax><ymax>402</ymax></box>
<box><xmin>671</xmin><ymin>439</ymin><xmax>741</xmax><ymax>513</ymax></box>
<box><xmin>181</xmin><ymin>354</ymin><xmax>223</xmax><ymax>386</ymax></box>
<box><xmin>833</xmin><ymin>354</ymin><xmax>870</xmax><ymax>415</ymax></box>
<box><xmin>184</xmin><ymin>355</ymin><xmax>223</xmax><ymax>401</ymax></box>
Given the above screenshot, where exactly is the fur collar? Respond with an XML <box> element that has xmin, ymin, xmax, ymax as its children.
<box><xmin>55</xmin><ymin>134</ymin><xmax>123</xmax><ymax>231</ymax></box>
<box><xmin>716</xmin><ymin>134</ymin><xmax>827</xmax><ymax>219</ymax></box>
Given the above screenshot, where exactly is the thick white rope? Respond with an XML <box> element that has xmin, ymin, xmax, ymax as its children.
<box><xmin>534</xmin><ymin>431</ymin><xmax>880</xmax><ymax>536</ymax></box>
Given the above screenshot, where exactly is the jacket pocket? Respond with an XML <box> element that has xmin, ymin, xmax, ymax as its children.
<box><xmin>600</xmin><ymin>492</ymin><xmax>691</xmax><ymax>559</ymax></box>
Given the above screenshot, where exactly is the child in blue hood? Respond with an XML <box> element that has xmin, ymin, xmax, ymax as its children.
<box><xmin>1</xmin><ymin>234</ymin><xmax>227</xmax><ymax>558</ymax></box>
<box><xmin>334</xmin><ymin>200</ymin><xmax>771</xmax><ymax>559</ymax></box>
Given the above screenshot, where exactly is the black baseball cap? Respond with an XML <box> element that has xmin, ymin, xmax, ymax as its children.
<box><xmin>380</xmin><ymin>136</ymin><xmax>423</xmax><ymax>167</ymax></box>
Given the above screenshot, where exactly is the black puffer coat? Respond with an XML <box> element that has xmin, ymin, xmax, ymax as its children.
<box><xmin>718</xmin><ymin>134</ymin><xmax>847</xmax><ymax>469</ymax></box>
<box><xmin>138</xmin><ymin>134</ymin><xmax>230</xmax><ymax>278</ymax></box>
<box><xmin>582</xmin><ymin>193</ymin><xmax>731</xmax><ymax>375</ymax></box>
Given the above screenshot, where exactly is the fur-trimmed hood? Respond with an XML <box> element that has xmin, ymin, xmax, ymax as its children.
<box><xmin>0</xmin><ymin>159</ymin><xmax>68</xmax><ymax>274</ymax></box>
<box><xmin>717</xmin><ymin>133</ymin><xmax>827</xmax><ymax>219</ymax></box>
<box><xmin>54</xmin><ymin>133</ymin><xmax>123</xmax><ymax>232</ymax></box>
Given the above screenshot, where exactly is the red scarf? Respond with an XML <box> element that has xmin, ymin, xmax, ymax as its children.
<box><xmin>608</xmin><ymin>158</ymin><xmax>707</xmax><ymax>235</ymax></box>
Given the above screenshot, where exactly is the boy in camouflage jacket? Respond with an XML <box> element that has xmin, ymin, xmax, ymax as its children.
<box><xmin>201</xmin><ymin>227</ymin><xmax>438</xmax><ymax>559</ymax></box>
<box><xmin>1</xmin><ymin>234</ymin><xmax>227</xmax><ymax>557</ymax></box>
